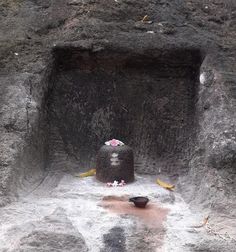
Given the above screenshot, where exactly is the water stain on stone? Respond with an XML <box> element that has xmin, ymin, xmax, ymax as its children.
<box><xmin>101</xmin><ymin>226</ymin><xmax>126</xmax><ymax>252</ymax></box>
<box><xmin>101</xmin><ymin>195</ymin><xmax>169</xmax><ymax>229</ymax></box>
<box><xmin>100</xmin><ymin>195</ymin><xmax>169</xmax><ymax>251</ymax></box>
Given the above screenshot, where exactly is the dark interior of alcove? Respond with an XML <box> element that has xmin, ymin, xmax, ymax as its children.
<box><xmin>46</xmin><ymin>47</ymin><xmax>201</xmax><ymax>175</ymax></box>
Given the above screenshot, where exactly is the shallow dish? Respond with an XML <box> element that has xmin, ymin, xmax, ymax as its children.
<box><xmin>129</xmin><ymin>196</ymin><xmax>149</xmax><ymax>208</ymax></box>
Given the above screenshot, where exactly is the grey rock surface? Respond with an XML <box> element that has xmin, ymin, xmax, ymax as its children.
<box><xmin>10</xmin><ymin>207</ymin><xmax>88</xmax><ymax>252</ymax></box>
<box><xmin>0</xmin><ymin>0</ymin><xmax>236</xmax><ymax>251</ymax></box>
<box><xmin>101</xmin><ymin>227</ymin><xmax>126</xmax><ymax>252</ymax></box>
<box><xmin>0</xmin><ymin>173</ymin><xmax>234</xmax><ymax>252</ymax></box>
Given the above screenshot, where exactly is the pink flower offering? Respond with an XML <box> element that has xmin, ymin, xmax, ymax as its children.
<box><xmin>106</xmin><ymin>180</ymin><xmax>126</xmax><ymax>187</ymax></box>
<box><xmin>118</xmin><ymin>180</ymin><xmax>126</xmax><ymax>186</ymax></box>
<box><xmin>105</xmin><ymin>139</ymin><xmax>125</xmax><ymax>146</ymax></box>
<box><xmin>110</xmin><ymin>139</ymin><xmax>119</xmax><ymax>147</ymax></box>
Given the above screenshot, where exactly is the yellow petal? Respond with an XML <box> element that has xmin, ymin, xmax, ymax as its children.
<box><xmin>156</xmin><ymin>178</ymin><xmax>175</xmax><ymax>190</ymax></box>
<box><xmin>190</xmin><ymin>216</ymin><xmax>209</xmax><ymax>228</ymax></box>
<box><xmin>76</xmin><ymin>169</ymin><xmax>96</xmax><ymax>178</ymax></box>
<box><xmin>142</xmin><ymin>15</ymin><xmax>149</xmax><ymax>22</ymax></box>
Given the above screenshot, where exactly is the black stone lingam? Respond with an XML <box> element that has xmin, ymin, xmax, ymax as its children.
<box><xmin>96</xmin><ymin>141</ymin><xmax>134</xmax><ymax>183</ymax></box>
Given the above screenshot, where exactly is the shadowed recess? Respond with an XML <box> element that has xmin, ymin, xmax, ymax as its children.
<box><xmin>46</xmin><ymin>48</ymin><xmax>202</xmax><ymax>174</ymax></box>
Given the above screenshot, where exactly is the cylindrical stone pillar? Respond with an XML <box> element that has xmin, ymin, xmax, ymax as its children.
<box><xmin>96</xmin><ymin>145</ymin><xmax>134</xmax><ymax>183</ymax></box>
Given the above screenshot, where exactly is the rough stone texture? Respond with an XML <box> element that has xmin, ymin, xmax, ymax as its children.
<box><xmin>0</xmin><ymin>72</ymin><xmax>49</xmax><ymax>205</ymax></box>
<box><xmin>48</xmin><ymin>47</ymin><xmax>200</xmax><ymax>173</ymax></box>
<box><xmin>10</xmin><ymin>207</ymin><xmax>88</xmax><ymax>252</ymax></box>
<box><xmin>96</xmin><ymin>145</ymin><xmax>134</xmax><ymax>183</ymax></box>
<box><xmin>0</xmin><ymin>0</ymin><xmax>236</xmax><ymax>251</ymax></box>
<box><xmin>101</xmin><ymin>227</ymin><xmax>126</xmax><ymax>252</ymax></box>
<box><xmin>1</xmin><ymin>174</ymin><xmax>235</xmax><ymax>252</ymax></box>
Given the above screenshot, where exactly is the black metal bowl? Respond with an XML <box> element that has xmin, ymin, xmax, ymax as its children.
<box><xmin>129</xmin><ymin>196</ymin><xmax>149</xmax><ymax>208</ymax></box>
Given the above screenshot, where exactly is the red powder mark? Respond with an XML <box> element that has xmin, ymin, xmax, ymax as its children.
<box><xmin>100</xmin><ymin>195</ymin><xmax>169</xmax><ymax>250</ymax></box>
<box><xmin>101</xmin><ymin>195</ymin><xmax>169</xmax><ymax>229</ymax></box>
